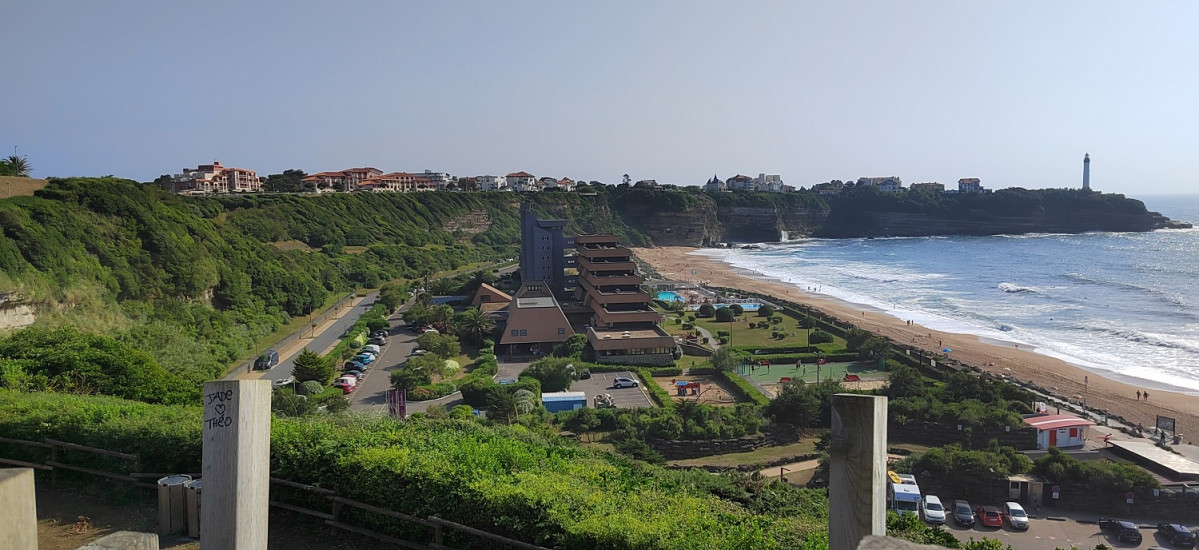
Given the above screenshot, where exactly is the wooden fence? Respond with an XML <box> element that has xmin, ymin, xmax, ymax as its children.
<box><xmin>0</xmin><ymin>437</ymin><xmax>552</xmax><ymax>550</ymax></box>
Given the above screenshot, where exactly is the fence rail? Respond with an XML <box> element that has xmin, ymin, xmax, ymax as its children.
<box><xmin>0</xmin><ymin>437</ymin><xmax>552</xmax><ymax>550</ymax></box>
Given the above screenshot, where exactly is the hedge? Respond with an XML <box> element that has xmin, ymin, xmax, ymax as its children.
<box><xmin>408</xmin><ymin>380</ymin><xmax>458</xmax><ymax>401</ymax></box>
<box><xmin>636</xmin><ymin>368</ymin><xmax>674</xmax><ymax>408</ymax></box>
<box><xmin>0</xmin><ymin>390</ymin><xmax>823</xmax><ymax>549</ymax></box>
<box><xmin>717</xmin><ymin>371</ymin><xmax>770</xmax><ymax>406</ymax></box>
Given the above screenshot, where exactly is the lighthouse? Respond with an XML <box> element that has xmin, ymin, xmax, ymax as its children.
<box><xmin>1082</xmin><ymin>153</ymin><xmax>1091</xmax><ymax>191</ymax></box>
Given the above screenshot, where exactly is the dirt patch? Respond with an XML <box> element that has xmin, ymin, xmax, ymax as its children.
<box><xmin>441</xmin><ymin>209</ymin><xmax>492</xmax><ymax>239</ymax></box>
<box><xmin>0</xmin><ymin>176</ymin><xmax>47</xmax><ymax>197</ymax></box>
<box><xmin>759</xmin><ymin>378</ymin><xmax>888</xmax><ymax>396</ymax></box>
<box><xmin>654</xmin><ymin>374</ymin><xmax>744</xmax><ymax>406</ymax></box>
<box><xmin>271</xmin><ymin>240</ymin><xmax>315</xmax><ymax>252</ymax></box>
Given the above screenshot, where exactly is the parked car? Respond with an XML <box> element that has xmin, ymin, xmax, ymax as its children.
<box><xmin>1100</xmin><ymin>518</ymin><xmax>1143</xmax><ymax>544</ymax></box>
<box><xmin>1003</xmin><ymin>502</ymin><xmax>1029</xmax><ymax>530</ymax></box>
<box><xmin>1157</xmin><ymin>523</ymin><xmax>1196</xmax><ymax>547</ymax></box>
<box><xmin>362</xmin><ymin>344</ymin><xmax>381</xmax><ymax>354</ymax></box>
<box><xmin>921</xmin><ymin>495</ymin><xmax>946</xmax><ymax>525</ymax></box>
<box><xmin>952</xmin><ymin>500</ymin><xmax>975</xmax><ymax>527</ymax></box>
<box><xmin>412</xmin><ymin>349</ymin><xmax>429</xmax><ymax>356</ymax></box>
<box><xmin>975</xmin><ymin>506</ymin><xmax>1003</xmax><ymax>528</ymax></box>
<box><xmin>612</xmin><ymin>377</ymin><xmax>639</xmax><ymax>388</ymax></box>
<box><xmin>332</xmin><ymin>376</ymin><xmax>357</xmax><ymax>392</ymax></box>
<box><xmin>354</xmin><ymin>353</ymin><xmax>375</xmax><ymax>365</ymax></box>
<box><xmin>345</xmin><ymin>359</ymin><xmax>367</xmax><ymax>370</ymax></box>
<box><xmin>371</xmin><ymin>330</ymin><xmax>389</xmax><ymax>338</ymax></box>
<box><xmin>369</xmin><ymin>336</ymin><xmax>387</xmax><ymax>345</ymax></box>
<box><xmin>272</xmin><ymin>377</ymin><xmax>295</xmax><ymax>389</ymax></box>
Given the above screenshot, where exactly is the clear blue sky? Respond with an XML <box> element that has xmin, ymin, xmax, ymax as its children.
<box><xmin>5</xmin><ymin>1</ymin><xmax>1197</xmax><ymax>195</ymax></box>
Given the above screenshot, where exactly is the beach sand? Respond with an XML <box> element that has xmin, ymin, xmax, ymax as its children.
<box><xmin>634</xmin><ymin>246</ymin><xmax>1199</xmax><ymax>442</ymax></box>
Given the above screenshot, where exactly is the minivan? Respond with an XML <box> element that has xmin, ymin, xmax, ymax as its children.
<box><xmin>254</xmin><ymin>350</ymin><xmax>280</xmax><ymax>370</ymax></box>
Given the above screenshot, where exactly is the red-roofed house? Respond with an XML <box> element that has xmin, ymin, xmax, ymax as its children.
<box><xmin>172</xmin><ymin>161</ymin><xmax>260</xmax><ymax>194</ymax></box>
<box><xmin>1024</xmin><ymin>414</ymin><xmax>1095</xmax><ymax>449</ymax></box>
<box><xmin>507</xmin><ymin>171</ymin><xmax>538</xmax><ymax>192</ymax></box>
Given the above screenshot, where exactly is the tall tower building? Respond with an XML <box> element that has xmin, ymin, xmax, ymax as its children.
<box><xmin>1082</xmin><ymin>153</ymin><xmax>1091</xmax><ymax>191</ymax></box>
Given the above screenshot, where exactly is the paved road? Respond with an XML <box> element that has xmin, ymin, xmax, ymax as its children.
<box><xmin>254</xmin><ymin>292</ymin><xmax>379</xmax><ymax>383</ymax></box>
<box><xmin>349</xmin><ymin>315</ymin><xmax>420</xmax><ymax>412</ymax></box>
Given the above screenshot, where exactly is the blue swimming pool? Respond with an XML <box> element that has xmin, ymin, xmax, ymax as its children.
<box><xmin>657</xmin><ymin>291</ymin><xmax>685</xmax><ymax>302</ymax></box>
<box><xmin>686</xmin><ymin>303</ymin><xmax>762</xmax><ymax>311</ymax></box>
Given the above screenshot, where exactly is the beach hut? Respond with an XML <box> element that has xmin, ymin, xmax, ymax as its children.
<box><xmin>541</xmin><ymin>391</ymin><xmax>587</xmax><ymax>413</ymax></box>
<box><xmin>1023</xmin><ymin>414</ymin><xmax>1095</xmax><ymax>449</ymax></box>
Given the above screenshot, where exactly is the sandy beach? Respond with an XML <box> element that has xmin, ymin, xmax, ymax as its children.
<box><xmin>634</xmin><ymin>246</ymin><xmax>1199</xmax><ymax>442</ymax></box>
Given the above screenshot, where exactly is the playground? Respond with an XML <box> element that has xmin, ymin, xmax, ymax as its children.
<box><xmin>738</xmin><ymin>359</ymin><xmax>889</xmax><ymax>392</ymax></box>
<box><xmin>653</xmin><ymin>374</ymin><xmax>743</xmax><ymax>406</ymax></box>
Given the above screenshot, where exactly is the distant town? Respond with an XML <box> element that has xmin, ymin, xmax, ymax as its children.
<box><xmin>163</xmin><ymin>161</ymin><xmax>1005</xmax><ymax>196</ymax></box>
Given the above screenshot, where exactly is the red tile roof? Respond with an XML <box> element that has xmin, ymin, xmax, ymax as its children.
<box><xmin>507</xmin><ymin>171</ymin><xmax>534</xmax><ymax>178</ymax></box>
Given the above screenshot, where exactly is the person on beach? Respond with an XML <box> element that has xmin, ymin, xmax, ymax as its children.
<box><xmin>1137</xmin><ymin>390</ymin><xmax>1142</xmax><ymax>400</ymax></box>
<box><xmin>1144</xmin><ymin>390</ymin><xmax>1149</xmax><ymax>400</ymax></box>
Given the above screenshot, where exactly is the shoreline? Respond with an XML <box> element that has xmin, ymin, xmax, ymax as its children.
<box><xmin>634</xmin><ymin>246</ymin><xmax>1199</xmax><ymax>442</ymax></box>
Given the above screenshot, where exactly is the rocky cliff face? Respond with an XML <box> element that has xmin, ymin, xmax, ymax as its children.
<box><xmin>636</xmin><ymin>204</ymin><xmax>723</xmax><ymax>246</ymax></box>
<box><xmin>0</xmin><ymin>293</ymin><xmax>36</xmax><ymax>332</ymax></box>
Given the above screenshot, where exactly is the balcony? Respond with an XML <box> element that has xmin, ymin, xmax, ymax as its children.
<box><xmin>575</xmin><ymin>234</ymin><xmax>621</xmax><ymax>245</ymax></box>
<box><xmin>577</xmin><ymin>279</ymin><xmax>650</xmax><ymax>305</ymax></box>
<box><xmin>590</xmin><ymin>302</ymin><xmax>662</xmax><ymax>325</ymax></box>
<box><xmin>575</xmin><ymin>246</ymin><xmax>631</xmax><ymax>260</ymax></box>
<box><xmin>576</xmin><ymin>255</ymin><xmax>635</xmax><ymax>273</ymax></box>
<box><xmin>579</xmin><ymin>270</ymin><xmax>643</xmax><ymax>288</ymax></box>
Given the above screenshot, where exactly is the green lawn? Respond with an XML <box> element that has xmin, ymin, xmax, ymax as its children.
<box><xmin>669</xmin><ymin>440</ymin><xmax>819</xmax><ymax>468</ymax></box>
<box><xmin>739</xmin><ymin>361</ymin><xmax>885</xmax><ymax>384</ymax></box>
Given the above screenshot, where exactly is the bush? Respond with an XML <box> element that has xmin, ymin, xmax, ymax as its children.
<box><xmin>697</xmin><ymin>303</ymin><xmax>716</xmax><ymax>318</ymax></box>
<box><xmin>714</xmin><ymin>308</ymin><xmax>734</xmax><ymax>322</ymax></box>
<box><xmin>298</xmin><ymin>380</ymin><xmax>323</xmax><ymax>396</ymax></box>
<box><xmin>729</xmin><ymin>304</ymin><xmax>744</xmax><ymax>316</ymax></box>
<box><xmin>409</xmin><ymin>381</ymin><xmax>457</xmax><ymax>401</ymax></box>
<box><xmin>717</xmin><ymin>370</ymin><xmax>770</xmax><ymax>406</ymax></box>
<box><xmin>673</xmin><ymin>318</ymin><xmax>681</xmax><ymax>325</ymax></box>
<box><xmin>520</xmin><ymin>357</ymin><xmax>576</xmax><ymax>392</ymax></box>
<box><xmin>292</xmin><ymin>349</ymin><xmax>335</xmax><ymax>384</ymax></box>
<box><xmin>681</xmin><ymin>323</ymin><xmax>693</xmax><ymax>330</ymax></box>
<box><xmin>758</xmin><ymin>305</ymin><xmax>775</xmax><ymax>317</ymax></box>
<box><xmin>809</xmin><ymin>330</ymin><xmax>834</xmax><ymax>344</ymax></box>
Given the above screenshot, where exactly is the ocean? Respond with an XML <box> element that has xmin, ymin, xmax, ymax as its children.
<box><xmin>697</xmin><ymin>194</ymin><xmax>1199</xmax><ymax>394</ymax></box>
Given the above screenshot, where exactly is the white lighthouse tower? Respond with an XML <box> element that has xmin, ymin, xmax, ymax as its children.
<box><xmin>1082</xmin><ymin>153</ymin><xmax>1091</xmax><ymax>190</ymax></box>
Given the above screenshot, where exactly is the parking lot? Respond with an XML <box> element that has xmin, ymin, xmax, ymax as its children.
<box><xmin>570</xmin><ymin>370</ymin><xmax>655</xmax><ymax>409</ymax></box>
<box><xmin>932</xmin><ymin>512</ymin><xmax>1180</xmax><ymax>550</ymax></box>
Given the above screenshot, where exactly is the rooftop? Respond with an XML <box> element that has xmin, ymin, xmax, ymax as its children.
<box><xmin>515</xmin><ymin>296</ymin><xmax>557</xmax><ymax>308</ymax></box>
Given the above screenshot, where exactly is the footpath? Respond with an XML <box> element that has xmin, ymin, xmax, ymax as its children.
<box><xmin>233</xmin><ymin>295</ymin><xmax>371</xmax><ymax>381</ymax></box>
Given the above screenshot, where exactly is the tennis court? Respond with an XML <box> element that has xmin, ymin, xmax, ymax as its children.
<box><xmin>737</xmin><ymin>360</ymin><xmax>887</xmax><ymax>387</ymax></box>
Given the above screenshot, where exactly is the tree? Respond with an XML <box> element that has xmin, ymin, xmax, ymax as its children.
<box><xmin>465</xmin><ymin>270</ymin><xmax>496</xmax><ymax>294</ymax></box>
<box><xmin>551</xmin><ymin>333</ymin><xmax>587</xmax><ymax>358</ymax></box>
<box><xmin>765</xmin><ymin>382</ymin><xmax>822</xmax><ymax>427</ymax></box>
<box><xmin>884</xmin><ymin>363</ymin><xmax>926</xmax><ymax>399</ymax></box>
<box><xmin>429</xmin><ymin>277</ymin><xmax>458</xmax><ymax>296</ymax></box>
<box><xmin>697</xmin><ymin>303</ymin><xmax>716</xmax><ymax>318</ymax></box>
<box><xmin>714</xmin><ymin>307</ymin><xmax>735</xmax><ymax>322</ymax></box>
<box><xmin>710</xmin><ymin>348</ymin><xmax>737</xmax><ymax>372</ymax></box>
<box><xmin>520</xmin><ymin>357</ymin><xmax>576</xmax><ymax>392</ymax></box>
<box><xmin>487</xmin><ymin>388</ymin><xmax>519</xmax><ymax>424</ymax></box>
<box><xmin>292</xmin><ymin>348</ymin><xmax>333</xmax><ymax>383</ymax></box>
<box><xmin>453</xmin><ymin>308</ymin><xmax>495</xmax><ymax>345</ymax></box>
<box><xmin>378</xmin><ymin>283</ymin><xmax>407</xmax><ymax>314</ymax></box>
<box><xmin>757</xmin><ymin>305</ymin><xmax>775</xmax><ymax>317</ymax></box>
<box><xmin>391</xmin><ymin>367</ymin><xmax>431</xmax><ymax>391</ymax></box>
<box><xmin>0</xmin><ymin>155</ymin><xmax>31</xmax><ymax>177</ymax></box>
<box><xmin>417</xmin><ymin>331</ymin><xmax>460</xmax><ymax>358</ymax></box>
<box><xmin>261</xmin><ymin>169</ymin><xmax>308</xmax><ymax>193</ymax></box>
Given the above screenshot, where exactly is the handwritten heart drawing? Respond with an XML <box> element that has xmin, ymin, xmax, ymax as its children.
<box><xmin>214</xmin><ymin>404</ymin><xmax>226</xmax><ymax>416</ymax></box>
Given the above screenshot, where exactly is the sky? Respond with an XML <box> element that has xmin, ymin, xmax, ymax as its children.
<box><xmin>4</xmin><ymin>1</ymin><xmax>1198</xmax><ymax>195</ymax></box>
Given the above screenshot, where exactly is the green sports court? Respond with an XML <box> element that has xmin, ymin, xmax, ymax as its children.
<box><xmin>737</xmin><ymin>359</ymin><xmax>887</xmax><ymax>385</ymax></box>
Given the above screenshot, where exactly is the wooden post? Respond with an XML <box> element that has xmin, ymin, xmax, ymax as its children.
<box><xmin>201</xmin><ymin>380</ymin><xmax>271</xmax><ymax>549</ymax></box>
<box><xmin>828</xmin><ymin>394</ymin><xmax>887</xmax><ymax>550</ymax></box>
<box><xmin>0</xmin><ymin>468</ymin><xmax>37</xmax><ymax>549</ymax></box>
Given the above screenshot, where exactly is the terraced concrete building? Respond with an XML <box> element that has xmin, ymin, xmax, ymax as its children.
<box><xmin>574</xmin><ymin>235</ymin><xmax>676</xmax><ymax>365</ymax></box>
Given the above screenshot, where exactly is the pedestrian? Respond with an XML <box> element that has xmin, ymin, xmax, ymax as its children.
<box><xmin>1136</xmin><ymin>390</ymin><xmax>1141</xmax><ymax>400</ymax></box>
<box><xmin>1143</xmin><ymin>390</ymin><xmax>1149</xmax><ymax>400</ymax></box>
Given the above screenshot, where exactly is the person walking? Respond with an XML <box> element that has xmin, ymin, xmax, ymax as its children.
<box><xmin>1136</xmin><ymin>390</ymin><xmax>1141</xmax><ymax>400</ymax></box>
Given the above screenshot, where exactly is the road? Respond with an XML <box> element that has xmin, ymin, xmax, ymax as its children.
<box><xmin>349</xmin><ymin>314</ymin><xmax>420</xmax><ymax>412</ymax></box>
<box><xmin>241</xmin><ymin>292</ymin><xmax>379</xmax><ymax>384</ymax></box>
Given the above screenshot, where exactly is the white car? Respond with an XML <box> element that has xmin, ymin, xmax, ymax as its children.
<box><xmin>921</xmin><ymin>495</ymin><xmax>946</xmax><ymax>525</ymax></box>
<box><xmin>1003</xmin><ymin>502</ymin><xmax>1029</xmax><ymax>530</ymax></box>
<box><xmin>612</xmin><ymin>377</ymin><xmax>639</xmax><ymax>389</ymax></box>
<box><xmin>272</xmin><ymin>377</ymin><xmax>295</xmax><ymax>389</ymax></box>
<box><xmin>362</xmin><ymin>344</ymin><xmax>381</xmax><ymax>354</ymax></box>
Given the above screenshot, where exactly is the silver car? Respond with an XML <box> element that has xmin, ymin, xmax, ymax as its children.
<box><xmin>1003</xmin><ymin>502</ymin><xmax>1029</xmax><ymax>530</ymax></box>
<box><xmin>612</xmin><ymin>377</ymin><xmax>639</xmax><ymax>388</ymax></box>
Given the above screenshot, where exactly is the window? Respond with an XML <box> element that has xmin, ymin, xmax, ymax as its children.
<box><xmin>558</xmin><ymin>328</ymin><xmax>565</xmax><ymax>335</ymax></box>
<box><xmin>511</xmin><ymin>330</ymin><xmax>519</xmax><ymax>336</ymax></box>
<box><xmin>520</xmin><ymin>329</ymin><xmax>527</xmax><ymax>336</ymax></box>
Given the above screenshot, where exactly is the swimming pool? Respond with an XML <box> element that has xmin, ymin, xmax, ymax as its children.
<box><xmin>657</xmin><ymin>291</ymin><xmax>685</xmax><ymax>302</ymax></box>
<box><xmin>686</xmin><ymin>303</ymin><xmax>762</xmax><ymax>311</ymax></box>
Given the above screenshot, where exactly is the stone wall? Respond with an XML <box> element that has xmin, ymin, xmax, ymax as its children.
<box><xmin>595</xmin><ymin>353</ymin><xmax>675</xmax><ymax>366</ymax></box>
<box><xmin>648</xmin><ymin>429</ymin><xmax>799</xmax><ymax>460</ymax></box>
<box><xmin>889</xmin><ymin>421</ymin><xmax>1038</xmax><ymax>450</ymax></box>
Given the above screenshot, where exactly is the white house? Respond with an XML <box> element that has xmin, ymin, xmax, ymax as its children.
<box><xmin>478</xmin><ymin>175</ymin><xmax>508</xmax><ymax>191</ymax></box>
<box><xmin>1024</xmin><ymin>414</ymin><xmax>1095</xmax><ymax>449</ymax></box>
<box><xmin>507</xmin><ymin>171</ymin><xmax>538</xmax><ymax>192</ymax></box>
<box><xmin>857</xmin><ymin>176</ymin><xmax>904</xmax><ymax>193</ymax></box>
<box><xmin>958</xmin><ymin>178</ymin><xmax>984</xmax><ymax>193</ymax></box>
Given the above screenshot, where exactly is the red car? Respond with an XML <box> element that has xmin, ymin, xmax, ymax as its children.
<box><xmin>975</xmin><ymin>506</ymin><xmax>1003</xmax><ymax>528</ymax></box>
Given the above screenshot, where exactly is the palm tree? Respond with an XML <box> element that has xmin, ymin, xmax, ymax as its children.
<box><xmin>454</xmin><ymin>308</ymin><xmax>496</xmax><ymax>345</ymax></box>
<box><xmin>4</xmin><ymin>155</ymin><xmax>31</xmax><ymax>177</ymax></box>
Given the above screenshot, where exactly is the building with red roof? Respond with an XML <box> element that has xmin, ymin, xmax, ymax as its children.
<box><xmin>1023</xmin><ymin>414</ymin><xmax>1095</xmax><ymax>449</ymax></box>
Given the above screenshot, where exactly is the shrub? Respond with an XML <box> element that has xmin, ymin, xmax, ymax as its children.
<box><xmin>714</xmin><ymin>308</ymin><xmax>734</xmax><ymax>322</ymax></box>
<box><xmin>292</xmin><ymin>349</ymin><xmax>334</xmax><ymax>384</ymax></box>
<box><xmin>682</xmin><ymin>323</ymin><xmax>693</xmax><ymax>330</ymax></box>
<box><xmin>409</xmin><ymin>381</ymin><xmax>457</xmax><ymax>401</ymax></box>
<box><xmin>520</xmin><ymin>357</ymin><xmax>576</xmax><ymax>392</ymax></box>
<box><xmin>697</xmin><ymin>303</ymin><xmax>716</xmax><ymax>318</ymax></box>
<box><xmin>809</xmin><ymin>330</ymin><xmax>834</xmax><ymax>344</ymax></box>
<box><xmin>673</xmin><ymin>318</ymin><xmax>681</xmax><ymax>325</ymax></box>
<box><xmin>758</xmin><ymin>305</ymin><xmax>775</xmax><ymax>317</ymax></box>
<box><xmin>729</xmin><ymin>304</ymin><xmax>744</xmax><ymax>316</ymax></box>
<box><xmin>298</xmin><ymin>380</ymin><xmax>323</xmax><ymax>396</ymax></box>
